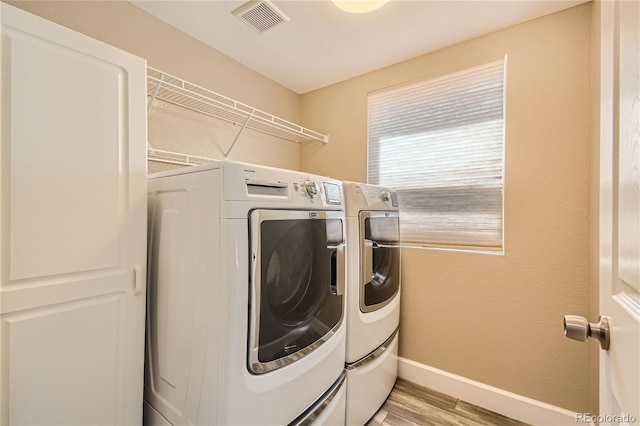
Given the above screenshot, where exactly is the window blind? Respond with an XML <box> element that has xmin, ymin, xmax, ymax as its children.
<box><xmin>368</xmin><ymin>58</ymin><xmax>505</xmax><ymax>250</ymax></box>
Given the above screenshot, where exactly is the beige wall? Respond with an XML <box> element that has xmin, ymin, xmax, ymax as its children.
<box><xmin>301</xmin><ymin>4</ymin><xmax>593</xmax><ymax>414</ymax></box>
<box><xmin>5</xmin><ymin>0</ymin><xmax>304</xmax><ymax>171</ymax></box>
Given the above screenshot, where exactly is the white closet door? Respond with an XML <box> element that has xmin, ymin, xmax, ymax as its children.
<box><xmin>0</xmin><ymin>4</ymin><xmax>147</xmax><ymax>425</ymax></box>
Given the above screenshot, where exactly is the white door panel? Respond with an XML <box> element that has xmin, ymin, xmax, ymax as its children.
<box><xmin>3</xmin><ymin>296</ymin><xmax>124</xmax><ymax>425</ymax></box>
<box><xmin>617</xmin><ymin>0</ymin><xmax>640</xmax><ymax>295</ymax></box>
<box><xmin>7</xmin><ymin>25</ymin><xmax>122</xmax><ymax>280</ymax></box>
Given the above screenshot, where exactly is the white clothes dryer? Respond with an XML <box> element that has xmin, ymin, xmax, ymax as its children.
<box><xmin>144</xmin><ymin>161</ymin><xmax>347</xmax><ymax>425</ymax></box>
<box><xmin>342</xmin><ymin>182</ymin><xmax>401</xmax><ymax>426</ymax></box>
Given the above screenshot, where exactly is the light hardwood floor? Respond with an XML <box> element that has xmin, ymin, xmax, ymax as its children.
<box><xmin>366</xmin><ymin>379</ymin><xmax>530</xmax><ymax>426</ymax></box>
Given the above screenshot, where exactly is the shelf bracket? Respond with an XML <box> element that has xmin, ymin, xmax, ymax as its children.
<box><xmin>147</xmin><ymin>72</ymin><xmax>165</xmax><ymax>113</ymax></box>
<box><xmin>225</xmin><ymin>109</ymin><xmax>255</xmax><ymax>159</ymax></box>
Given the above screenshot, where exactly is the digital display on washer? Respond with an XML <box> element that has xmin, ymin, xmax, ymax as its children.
<box><xmin>323</xmin><ymin>182</ymin><xmax>342</xmax><ymax>205</ymax></box>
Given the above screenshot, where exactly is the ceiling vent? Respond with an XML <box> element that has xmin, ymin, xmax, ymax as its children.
<box><xmin>232</xmin><ymin>0</ymin><xmax>289</xmax><ymax>34</ymax></box>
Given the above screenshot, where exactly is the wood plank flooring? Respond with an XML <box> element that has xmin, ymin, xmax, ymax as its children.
<box><xmin>366</xmin><ymin>379</ymin><xmax>530</xmax><ymax>426</ymax></box>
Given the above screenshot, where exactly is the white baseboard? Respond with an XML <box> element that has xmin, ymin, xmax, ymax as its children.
<box><xmin>398</xmin><ymin>357</ymin><xmax>580</xmax><ymax>426</ymax></box>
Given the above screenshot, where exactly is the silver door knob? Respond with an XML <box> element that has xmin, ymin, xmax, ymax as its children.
<box><xmin>564</xmin><ymin>315</ymin><xmax>610</xmax><ymax>350</ymax></box>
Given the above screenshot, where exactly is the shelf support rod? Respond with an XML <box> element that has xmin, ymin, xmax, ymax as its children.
<box><xmin>147</xmin><ymin>72</ymin><xmax>165</xmax><ymax>114</ymax></box>
<box><xmin>225</xmin><ymin>109</ymin><xmax>255</xmax><ymax>159</ymax></box>
<box><xmin>146</xmin><ymin>73</ymin><xmax>165</xmax><ymax>151</ymax></box>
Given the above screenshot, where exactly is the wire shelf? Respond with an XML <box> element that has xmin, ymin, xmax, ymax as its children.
<box><xmin>147</xmin><ymin>148</ymin><xmax>217</xmax><ymax>167</ymax></box>
<box><xmin>146</xmin><ymin>67</ymin><xmax>329</xmax><ymax>153</ymax></box>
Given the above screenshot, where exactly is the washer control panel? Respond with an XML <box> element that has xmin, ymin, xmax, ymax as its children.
<box><xmin>227</xmin><ymin>161</ymin><xmax>343</xmax><ymax>207</ymax></box>
<box><xmin>293</xmin><ymin>178</ymin><xmax>343</xmax><ymax>205</ymax></box>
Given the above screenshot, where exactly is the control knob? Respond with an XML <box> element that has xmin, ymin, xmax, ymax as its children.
<box><xmin>379</xmin><ymin>190</ymin><xmax>391</xmax><ymax>203</ymax></box>
<box><xmin>303</xmin><ymin>180</ymin><xmax>320</xmax><ymax>198</ymax></box>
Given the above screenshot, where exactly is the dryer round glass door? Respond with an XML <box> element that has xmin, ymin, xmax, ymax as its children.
<box><xmin>360</xmin><ymin>212</ymin><xmax>400</xmax><ymax>313</ymax></box>
<box><xmin>248</xmin><ymin>209</ymin><xmax>345</xmax><ymax>374</ymax></box>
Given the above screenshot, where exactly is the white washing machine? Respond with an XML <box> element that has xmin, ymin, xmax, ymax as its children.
<box><xmin>144</xmin><ymin>161</ymin><xmax>347</xmax><ymax>425</ymax></box>
<box><xmin>342</xmin><ymin>182</ymin><xmax>401</xmax><ymax>426</ymax></box>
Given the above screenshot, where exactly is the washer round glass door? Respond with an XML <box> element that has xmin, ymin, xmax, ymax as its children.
<box><xmin>360</xmin><ymin>211</ymin><xmax>400</xmax><ymax>313</ymax></box>
<box><xmin>248</xmin><ymin>209</ymin><xmax>345</xmax><ymax>374</ymax></box>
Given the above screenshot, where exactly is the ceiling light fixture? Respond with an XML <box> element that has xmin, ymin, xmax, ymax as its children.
<box><xmin>331</xmin><ymin>0</ymin><xmax>389</xmax><ymax>14</ymax></box>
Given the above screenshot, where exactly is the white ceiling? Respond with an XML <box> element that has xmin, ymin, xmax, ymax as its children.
<box><xmin>131</xmin><ymin>0</ymin><xmax>588</xmax><ymax>94</ymax></box>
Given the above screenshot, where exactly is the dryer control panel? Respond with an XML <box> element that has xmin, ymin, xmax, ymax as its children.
<box><xmin>360</xmin><ymin>186</ymin><xmax>398</xmax><ymax>209</ymax></box>
<box><xmin>343</xmin><ymin>181</ymin><xmax>399</xmax><ymax>217</ymax></box>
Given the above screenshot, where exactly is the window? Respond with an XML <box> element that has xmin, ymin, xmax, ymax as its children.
<box><xmin>368</xmin><ymin>58</ymin><xmax>506</xmax><ymax>252</ymax></box>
